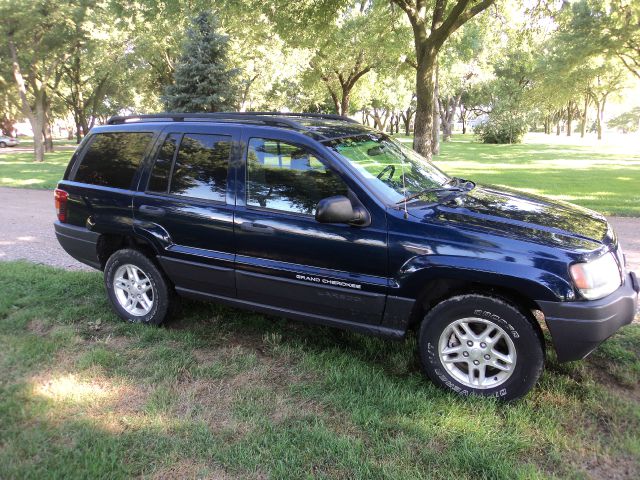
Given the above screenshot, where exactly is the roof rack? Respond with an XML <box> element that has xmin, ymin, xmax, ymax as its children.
<box><xmin>106</xmin><ymin>112</ymin><xmax>359</xmax><ymax>128</ymax></box>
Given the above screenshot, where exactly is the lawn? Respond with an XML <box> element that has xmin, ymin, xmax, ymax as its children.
<box><xmin>0</xmin><ymin>151</ymin><xmax>73</xmax><ymax>189</ymax></box>
<box><xmin>1</xmin><ymin>134</ymin><xmax>639</xmax><ymax>214</ymax></box>
<box><xmin>1</xmin><ymin>261</ymin><xmax>639</xmax><ymax>478</ymax></box>
<box><xmin>400</xmin><ymin>134</ymin><xmax>640</xmax><ymax>216</ymax></box>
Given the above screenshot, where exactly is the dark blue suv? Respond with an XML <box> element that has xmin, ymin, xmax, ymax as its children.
<box><xmin>54</xmin><ymin>112</ymin><xmax>639</xmax><ymax>400</ymax></box>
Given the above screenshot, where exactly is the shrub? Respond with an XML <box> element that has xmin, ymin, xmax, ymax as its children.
<box><xmin>474</xmin><ymin>111</ymin><xmax>529</xmax><ymax>144</ymax></box>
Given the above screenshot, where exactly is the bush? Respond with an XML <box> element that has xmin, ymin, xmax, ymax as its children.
<box><xmin>474</xmin><ymin>111</ymin><xmax>529</xmax><ymax>144</ymax></box>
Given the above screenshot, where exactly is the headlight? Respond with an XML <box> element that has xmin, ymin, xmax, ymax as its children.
<box><xmin>570</xmin><ymin>252</ymin><xmax>622</xmax><ymax>300</ymax></box>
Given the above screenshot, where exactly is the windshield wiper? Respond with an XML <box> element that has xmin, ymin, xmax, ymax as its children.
<box><xmin>395</xmin><ymin>186</ymin><xmax>466</xmax><ymax>205</ymax></box>
<box><xmin>445</xmin><ymin>176</ymin><xmax>476</xmax><ymax>189</ymax></box>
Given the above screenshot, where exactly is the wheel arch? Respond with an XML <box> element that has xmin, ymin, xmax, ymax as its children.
<box><xmin>96</xmin><ymin>233</ymin><xmax>160</xmax><ymax>269</ymax></box>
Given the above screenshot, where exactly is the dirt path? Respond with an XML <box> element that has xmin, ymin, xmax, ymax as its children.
<box><xmin>0</xmin><ymin>186</ymin><xmax>639</xmax><ymax>274</ymax></box>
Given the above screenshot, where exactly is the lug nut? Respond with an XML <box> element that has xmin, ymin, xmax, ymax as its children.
<box><xmin>484</xmin><ymin>354</ymin><xmax>491</xmax><ymax>360</ymax></box>
<box><xmin>480</xmin><ymin>342</ymin><xmax>487</xmax><ymax>348</ymax></box>
<box><xmin>462</xmin><ymin>351</ymin><xmax>469</xmax><ymax>357</ymax></box>
<box><xmin>473</xmin><ymin>360</ymin><xmax>480</xmax><ymax>365</ymax></box>
<box><xmin>467</xmin><ymin>341</ymin><xmax>473</xmax><ymax>347</ymax></box>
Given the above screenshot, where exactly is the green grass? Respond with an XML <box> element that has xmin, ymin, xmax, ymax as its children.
<box><xmin>1</xmin><ymin>261</ymin><xmax>639</xmax><ymax>479</ymax></box>
<box><xmin>1</xmin><ymin>134</ymin><xmax>639</xmax><ymax>214</ymax></box>
<box><xmin>398</xmin><ymin>134</ymin><xmax>640</xmax><ymax>216</ymax></box>
<box><xmin>0</xmin><ymin>151</ymin><xmax>73</xmax><ymax>189</ymax></box>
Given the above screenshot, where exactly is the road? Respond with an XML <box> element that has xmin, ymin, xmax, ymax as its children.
<box><xmin>0</xmin><ymin>186</ymin><xmax>639</xmax><ymax>275</ymax></box>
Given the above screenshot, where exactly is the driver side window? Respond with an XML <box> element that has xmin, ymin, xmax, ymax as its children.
<box><xmin>246</xmin><ymin>138</ymin><xmax>348</xmax><ymax>215</ymax></box>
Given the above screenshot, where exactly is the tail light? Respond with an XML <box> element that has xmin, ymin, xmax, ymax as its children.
<box><xmin>54</xmin><ymin>188</ymin><xmax>68</xmax><ymax>222</ymax></box>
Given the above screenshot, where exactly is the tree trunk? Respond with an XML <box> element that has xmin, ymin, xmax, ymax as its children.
<box><xmin>43</xmin><ymin>98</ymin><xmax>54</xmax><ymax>152</ymax></box>
<box><xmin>33</xmin><ymin>95</ymin><xmax>46</xmax><ymax>162</ymax></box>
<box><xmin>556</xmin><ymin>121</ymin><xmax>561</xmax><ymax>136</ymax></box>
<box><xmin>580</xmin><ymin>96</ymin><xmax>588</xmax><ymax>138</ymax></box>
<box><xmin>413</xmin><ymin>57</ymin><xmax>436</xmax><ymax>159</ymax></box>
<box><xmin>340</xmin><ymin>87</ymin><xmax>350</xmax><ymax>117</ymax></box>
<box><xmin>431</xmin><ymin>63</ymin><xmax>441</xmax><ymax>154</ymax></box>
<box><xmin>460</xmin><ymin>106</ymin><xmax>467</xmax><ymax>134</ymax></box>
<box><xmin>401</xmin><ymin>106</ymin><xmax>414</xmax><ymax>136</ymax></box>
<box><xmin>8</xmin><ymin>37</ymin><xmax>44</xmax><ymax>162</ymax></box>
<box><xmin>566</xmin><ymin>101</ymin><xmax>573</xmax><ymax>136</ymax></box>
<box><xmin>599</xmin><ymin>96</ymin><xmax>607</xmax><ymax>140</ymax></box>
<box><xmin>43</xmin><ymin>124</ymin><xmax>54</xmax><ymax>152</ymax></box>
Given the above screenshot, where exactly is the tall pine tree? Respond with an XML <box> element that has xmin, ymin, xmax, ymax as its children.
<box><xmin>162</xmin><ymin>12</ymin><xmax>238</xmax><ymax>112</ymax></box>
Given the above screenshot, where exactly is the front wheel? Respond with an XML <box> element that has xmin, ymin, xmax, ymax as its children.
<box><xmin>104</xmin><ymin>249</ymin><xmax>173</xmax><ymax>325</ymax></box>
<box><xmin>418</xmin><ymin>294</ymin><xmax>544</xmax><ymax>401</ymax></box>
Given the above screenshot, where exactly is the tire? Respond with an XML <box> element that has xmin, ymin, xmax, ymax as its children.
<box><xmin>104</xmin><ymin>249</ymin><xmax>173</xmax><ymax>325</ymax></box>
<box><xmin>0</xmin><ymin>142</ymin><xmax>6</xmax><ymax>148</ymax></box>
<box><xmin>418</xmin><ymin>294</ymin><xmax>544</xmax><ymax>401</ymax></box>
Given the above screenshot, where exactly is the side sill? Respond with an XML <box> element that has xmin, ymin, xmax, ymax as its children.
<box><xmin>175</xmin><ymin>286</ymin><xmax>406</xmax><ymax>340</ymax></box>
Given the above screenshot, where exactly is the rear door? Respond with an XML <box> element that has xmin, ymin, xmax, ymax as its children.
<box><xmin>134</xmin><ymin>124</ymin><xmax>240</xmax><ymax>298</ymax></box>
<box><xmin>63</xmin><ymin>127</ymin><xmax>158</xmax><ymax>235</ymax></box>
<box><xmin>234</xmin><ymin>128</ymin><xmax>388</xmax><ymax>326</ymax></box>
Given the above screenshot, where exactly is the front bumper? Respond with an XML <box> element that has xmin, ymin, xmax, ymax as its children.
<box><xmin>538</xmin><ymin>272</ymin><xmax>639</xmax><ymax>362</ymax></box>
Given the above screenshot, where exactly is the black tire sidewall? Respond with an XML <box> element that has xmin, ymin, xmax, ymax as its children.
<box><xmin>0</xmin><ymin>142</ymin><xmax>6</xmax><ymax>148</ymax></box>
<box><xmin>419</xmin><ymin>295</ymin><xmax>544</xmax><ymax>401</ymax></box>
<box><xmin>104</xmin><ymin>249</ymin><xmax>170</xmax><ymax>325</ymax></box>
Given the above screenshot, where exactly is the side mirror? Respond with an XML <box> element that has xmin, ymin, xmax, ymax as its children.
<box><xmin>315</xmin><ymin>195</ymin><xmax>369</xmax><ymax>226</ymax></box>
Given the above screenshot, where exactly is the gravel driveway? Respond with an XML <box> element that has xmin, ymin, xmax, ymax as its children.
<box><xmin>1</xmin><ymin>186</ymin><xmax>639</xmax><ymax>274</ymax></box>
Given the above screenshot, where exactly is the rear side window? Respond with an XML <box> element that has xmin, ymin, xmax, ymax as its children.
<box><xmin>74</xmin><ymin>132</ymin><xmax>152</xmax><ymax>189</ymax></box>
<box><xmin>168</xmin><ymin>133</ymin><xmax>231</xmax><ymax>201</ymax></box>
<box><xmin>148</xmin><ymin>134</ymin><xmax>179</xmax><ymax>193</ymax></box>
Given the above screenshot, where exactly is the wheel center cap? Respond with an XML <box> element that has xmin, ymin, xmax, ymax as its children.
<box><xmin>468</xmin><ymin>348</ymin><xmax>483</xmax><ymax>361</ymax></box>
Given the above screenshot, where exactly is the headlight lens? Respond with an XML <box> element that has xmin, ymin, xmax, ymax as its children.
<box><xmin>570</xmin><ymin>252</ymin><xmax>622</xmax><ymax>300</ymax></box>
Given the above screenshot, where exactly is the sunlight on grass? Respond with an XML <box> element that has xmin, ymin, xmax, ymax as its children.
<box><xmin>0</xmin><ymin>151</ymin><xmax>74</xmax><ymax>190</ymax></box>
<box><xmin>33</xmin><ymin>373</ymin><xmax>113</xmax><ymax>403</ymax></box>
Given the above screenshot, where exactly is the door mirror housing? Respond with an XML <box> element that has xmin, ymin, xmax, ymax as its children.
<box><xmin>315</xmin><ymin>195</ymin><xmax>369</xmax><ymax>226</ymax></box>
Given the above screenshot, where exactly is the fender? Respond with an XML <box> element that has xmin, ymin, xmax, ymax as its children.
<box><xmin>132</xmin><ymin>219</ymin><xmax>172</xmax><ymax>253</ymax></box>
<box><xmin>394</xmin><ymin>254</ymin><xmax>575</xmax><ymax>302</ymax></box>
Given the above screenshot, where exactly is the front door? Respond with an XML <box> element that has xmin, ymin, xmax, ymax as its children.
<box><xmin>134</xmin><ymin>125</ymin><xmax>239</xmax><ymax>298</ymax></box>
<box><xmin>234</xmin><ymin>129</ymin><xmax>388</xmax><ymax>326</ymax></box>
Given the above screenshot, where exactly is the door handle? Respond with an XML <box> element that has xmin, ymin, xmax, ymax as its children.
<box><xmin>240</xmin><ymin>222</ymin><xmax>275</xmax><ymax>234</ymax></box>
<box><xmin>139</xmin><ymin>205</ymin><xmax>166</xmax><ymax>217</ymax></box>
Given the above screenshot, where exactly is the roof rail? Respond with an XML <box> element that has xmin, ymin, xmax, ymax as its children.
<box><xmin>106</xmin><ymin>111</ymin><xmax>359</xmax><ymax>127</ymax></box>
<box><xmin>232</xmin><ymin>112</ymin><xmax>359</xmax><ymax>123</ymax></box>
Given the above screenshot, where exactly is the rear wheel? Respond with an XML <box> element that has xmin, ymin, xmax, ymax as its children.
<box><xmin>104</xmin><ymin>249</ymin><xmax>173</xmax><ymax>325</ymax></box>
<box><xmin>418</xmin><ymin>294</ymin><xmax>544</xmax><ymax>401</ymax></box>
<box><xmin>0</xmin><ymin>142</ymin><xmax>6</xmax><ymax>148</ymax></box>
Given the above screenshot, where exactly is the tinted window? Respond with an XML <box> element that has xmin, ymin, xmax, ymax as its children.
<box><xmin>148</xmin><ymin>134</ymin><xmax>180</xmax><ymax>193</ymax></box>
<box><xmin>169</xmin><ymin>134</ymin><xmax>231</xmax><ymax>201</ymax></box>
<box><xmin>246</xmin><ymin>138</ymin><xmax>348</xmax><ymax>215</ymax></box>
<box><xmin>74</xmin><ymin>132</ymin><xmax>152</xmax><ymax>189</ymax></box>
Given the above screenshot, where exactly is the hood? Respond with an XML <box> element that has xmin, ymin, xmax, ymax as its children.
<box><xmin>410</xmin><ymin>184</ymin><xmax>614</xmax><ymax>252</ymax></box>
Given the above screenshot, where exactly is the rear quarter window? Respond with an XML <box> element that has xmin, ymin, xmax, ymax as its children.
<box><xmin>73</xmin><ymin>132</ymin><xmax>153</xmax><ymax>189</ymax></box>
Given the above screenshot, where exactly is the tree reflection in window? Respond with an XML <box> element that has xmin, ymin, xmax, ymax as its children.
<box><xmin>246</xmin><ymin>138</ymin><xmax>348</xmax><ymax>215</ymax></box>
<box><xmin>75</xmin><ymin>132</ymin><xmax>153</xmax><ymax>189</ymax></box>
<box><xmin>169</xmin><ymin>134</ymin><xmax>231</xmax><ymax>201</ymax></box>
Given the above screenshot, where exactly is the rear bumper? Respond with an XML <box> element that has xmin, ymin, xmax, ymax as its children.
<box><xmin>538</xmin><ymin>272</ymin><xmax>639</xmax><ymax>362</ymax></box>
<box><xmin>54</xmin><ymin>221</ymin><xmax>101</xmax><ymax>269</ymax></box>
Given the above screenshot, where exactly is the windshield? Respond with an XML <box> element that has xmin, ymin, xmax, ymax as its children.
<box><xmin>324</xmin><ymin>133</ymin><xmax>451</xmax><ymax>204</ymax></box>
